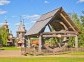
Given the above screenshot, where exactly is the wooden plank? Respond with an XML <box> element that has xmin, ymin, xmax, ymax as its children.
<box><xmin>60</xmin><ymin>13</ymin><xmax>76</xmax><ymax>31</ymax></box>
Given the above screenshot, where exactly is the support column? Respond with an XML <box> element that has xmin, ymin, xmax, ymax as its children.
<box><xmin>63</xmin><ymin>37</ymin><xmax>68</xmax><ymax>46</ymax></box>
<box><xmin>39</xmin><ymin>35</ymin><xmax>42</xmax><ymax>52</ymax></box>
<box><xmin>75</xmin><ymin>35</ymin><xmax>78</xmax><ymax>48</ymax></box>
<box><xmin>42</xmin><ymin>38</ymin><xmax>45</xmax><ymax>48</ymax></box>
<box><xmin>28</xmin><ymin>37</ymin><xmax>31</xmax><ymax>48</ymax></box>
<box><xmin>57</xmin><ymin>38</ymin><xmax>61</xmax><ymax>48</ymax></box>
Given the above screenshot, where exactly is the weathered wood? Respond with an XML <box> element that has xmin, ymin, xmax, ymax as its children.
<box><xmin>38</xmin><ymin>35</ymin><xmax>42</xmax><ymax>52</ymax></box>
<box><xmin>48</xmin><ymin>24</ymin><xmax>53</xmax><ymax>32</ymax></box>
<box><xmin>42</xmin><ymin>31</ymin><xmax>77</xmax><ymax>35</ymax></box>
<box><xmin>28</xmin><ymin>37</ymin><xmax>31</xmax><ymax>48</ymax></box>
<box><xmin>75</xmin><ymin>35</ymin><xmax>78</xmax><ymax>48</ymax></box>
<box><xmin>58</xmin><ymin>38</ymin><xmax>62</xmax><ymax>48</ymax></box>
<box><xmin>60</xmin><ymin>13</ymin><xmax>76</xmax><ymax>31</ymax></box>
<box><xmin>59</xmin><ymin>22</ymin><xmax>68</xmax><ymax>30</ymax></box>
<box><xmin>43</xmin><ymin>34</ymin><xmax>76</xmax><ymax>38</ymax></box>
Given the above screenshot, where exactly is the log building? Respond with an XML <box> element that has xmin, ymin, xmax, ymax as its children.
<box><xmin>16</xmin><ymin>21</ymin><xmax>26</xmax><ymax>47</ymax></box>
<box><xmin>25</xmin><ymin>7</ymin><xmax>80</xmax><ymax>52</ymax></box>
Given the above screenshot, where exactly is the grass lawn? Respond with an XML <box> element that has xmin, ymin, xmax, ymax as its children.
<box><xmin>68</xmin><ymin>51</ymin><xmax>84</xmax><ymax>55</ymax></box>
<box><xmin>0</xmin><ymin>57</ymin><xmax>84</xmax><ymax>62</ymax></box>
<box><xmin>0</xmin><ymin>47</ymin><xmax>20</xmax><ymax>50</ymax></box>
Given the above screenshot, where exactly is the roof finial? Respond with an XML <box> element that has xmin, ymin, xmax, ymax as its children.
<box><xmin>59</xmin><ymin>7</ymin><xmax>63</xmax><ymax>11</ymax></box>
<box><xmin>3</xmin><ymin>20</ymin><xmax>8</xmax><ymax>26</ymax></box>
<box><xmin>20</xmin><ymin>15</ymin><xmax>25</xmax><ymax>25</ymax></box>
<box><xmin>20</xmin><ymin>15</ymin><xmax>24</xmax><ymax>22</ymax></box>
<box><xmin>17</xmin><ymin>18</ymin><xmax>26</xmax><ymax>33</ymax></box>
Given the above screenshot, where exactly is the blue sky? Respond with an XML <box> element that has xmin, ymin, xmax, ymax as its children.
<box><xmin>0</xmin><ymin>0</ymin><xmax>84</xmax><ymax>37</ymax></box>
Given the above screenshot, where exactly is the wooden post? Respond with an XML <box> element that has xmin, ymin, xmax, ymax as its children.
<box><xmin>57</xmin><ymin>37</ymin><xmax>62</xmax><ymax>48</ymax></box>
<box><xmin>28</xmin><ymin>37</ymin><xmax>30</xmax><ymax>48</ymax></box>
<box><xmin>63</xmin><ymin>37</ymin><xmax>68</xmax><ymax>47</ymax></box>
<box><xmin>42</xmin><ymin>37</ymin><xmax>45</xmax><ymax>49</ymax></box>
<box><xmin>48</xmin><ymin>24</ymin><xmax>52</xmax><ymax>32</ymax></box>
<box><xmin>39</xmin><ymin>35</ymin><xmax>42</xmax><ymax>52</ymax></box>
<box><xmin>75</xmin><ymin>35</ymin><xmax>78</xmax><ymax>48</ymax></box>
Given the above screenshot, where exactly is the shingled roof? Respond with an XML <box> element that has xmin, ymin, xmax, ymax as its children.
<box><xmin>26</xmin><ymin>7</ymin><xmax>80</xmax><ymax>36</ymax></box>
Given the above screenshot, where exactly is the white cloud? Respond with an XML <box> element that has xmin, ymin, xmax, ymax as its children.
<box><xmin>15</xmin><ymin>14</ymin><xmax>40</xmax><ymax>26</ymax></box>
<box><xmin>78</xmin><ymin>0</ymin><xmax>84</xmax><ymax>3</ymax></box>
<box><xmin>22</xmin><ymin>14</ymin><xmax>40</xmax><ymax>22</ymax></box>
<box><xmin>44</xmin><ymin>1</ymin><xmax>49</xmax><ymax>4</ymax></box>
<box><xmin>0</xmin><ymin>0</ymin><xmax>10</xmax><ymax>5</ymax></box>
<box><xmin>0</xmin><ymin>10</ymin><xmax>7</xmax><ymax>15</ymax></box>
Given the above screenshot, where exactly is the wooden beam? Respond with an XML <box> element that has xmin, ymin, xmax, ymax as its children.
<box><xmin>48</xmin><ymin>24</ymin><xmax>53</xmax><ymax>32</ymax></box>
<box><xmin>38</xmin><ymin>35</ymin><xmax>42</xmax><ymax>52</ymax></box>
<box><xmin>75</xmin><ymin>35</ymin><xmax>78</xmax><ymax>48</ymax></box>
<box><xmin>60</xmin><ymin>13</ymin><xmax>76</xmax><ymax>31</ymax></box>
<box><xmin>42</xmin><ymin>31</ymin><xmax>78</xmax><ymax>35</ymax></box>
<box><xmin>43</xmin><ymin>34</ymin><xmax>76</xmax><ymax>38</ymax></box>
<box><xmin>28</xmin><ymin>37</ymin><xmax>31</xmax><ymax>48</ymax></box>
<box><xmin>59</xmin><ymin>22</ymin><xmax>68</xmax><ymax>30</ymax></box>
<box><xmin>58</xmin><ymin>38</ymin><xmax>62</xmax><ymax>48</ymax></box>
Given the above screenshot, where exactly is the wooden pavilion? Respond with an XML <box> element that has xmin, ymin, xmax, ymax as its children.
<box><xmin>25</xmin><ymin>7</ymin><xmax>80</xmax><ymax>52</ymax></box>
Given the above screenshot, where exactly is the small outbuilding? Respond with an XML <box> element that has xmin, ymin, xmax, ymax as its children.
<box><xmin>25</xmin><ymin>7</ymin><xmax>80</xmax><ymax>52</ymax></box>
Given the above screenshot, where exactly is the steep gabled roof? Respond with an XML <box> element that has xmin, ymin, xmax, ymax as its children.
<box><xmin>26</xmin><ymin>8</ymin><xmax>61</xmax><ymax>35</ymax></box>
<box><xmin>26</xmin><ymin>7</ymin><xmax>80</xmax><ymax>36</ymax></box>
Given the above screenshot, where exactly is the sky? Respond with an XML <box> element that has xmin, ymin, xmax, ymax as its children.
<box><xmin>0</xmin><ymin>0</ymin><xmax>84</xmax><ymax>37</ymax></box>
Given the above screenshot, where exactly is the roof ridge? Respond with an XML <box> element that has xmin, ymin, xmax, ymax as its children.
<box><xmin>36</xmin><ymin>7</ymin><xmax>62</xmax><ymax>22</ymax></box>
<box><xmin>42</xmin><ymin>7</ymin><xmax>62</xmax><ymax>16</ymax></box>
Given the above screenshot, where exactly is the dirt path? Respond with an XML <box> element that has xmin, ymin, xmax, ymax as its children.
<box><xmin>0</xmin><ymin>50</ymin><xmax>84</xmax><ymax>58</ymax></box>
<box><xmin>0</xmin><ymin>50</ymin><xmax>23</xmax><ymax>57</ymax></box>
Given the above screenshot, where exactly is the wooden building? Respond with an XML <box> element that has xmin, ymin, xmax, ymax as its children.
<box><xmin>3</xmin><ymin>21</ymin><xmax>15</xmax><ymax>46</ymax></box>
<box><xmin>25</xmin><ymin>7</ymin><xmax>80</xmax><ymax>52</ymax></box>
<box><xmin>2</xmin><ymin>20</ymin><xmax>9</xmax><ymax>31</ymax></box>
<box><xmin>16</xmin><ymin>21</ymin><xmax>26</xmax><ymax>47</ymax></box>
<box><xmin>7</xmin><ymin>31</ymin><xmax>15</xmax><ymax>46</ymax></box>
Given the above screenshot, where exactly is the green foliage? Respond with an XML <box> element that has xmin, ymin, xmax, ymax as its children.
<box><xmin>0</xmin><ymin>47</ymin><xmax>20</xmax><ymax>50</ymax></box>
<box><xmin>80</xmin><ymin>16</ymin><xmax>84</xmax><ymax>27</ymax></box>
<box><xmin>45</xmin><ymin>38</ymin><xmax>57</xmax><ymax>46</ymax></box>
<box><xmin>71</xmin><ymin>13</ymin><xmax>84</xmax><ymax>47</ymax></box>
<box><xmin>0</xmin><ymin>26</ymin><xmax>9</xmax><ymax>46</ymax></box>
<box><xmin>68</xmin><ymin>37</ymin><xmax>75</xmax><ymax>47</ymax></box>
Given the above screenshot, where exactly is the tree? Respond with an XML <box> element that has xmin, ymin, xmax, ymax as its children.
<box><xmin>0</xmin><ymin>26</ymin><xmax>9</xmax><ymax>46</ymax></box>
<box><xmin>71</xmin><ymin>13</ymin><xmax>84</xmax><ymax>47</ymax></box>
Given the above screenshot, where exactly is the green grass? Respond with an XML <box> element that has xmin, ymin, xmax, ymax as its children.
<box><xmin>67</xmin><ymin>51</ymin><xmax>84</xmax><ymax>55</ymax></box>
<box><xmin>0</xmin><ymin>57</ymin><xmax>84</xmax><ymax>62</ymax></box>
<box><xmin>0</xmin><ymin>47</ymin><xmax>20</xmax><ymax>50</ymax></box>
